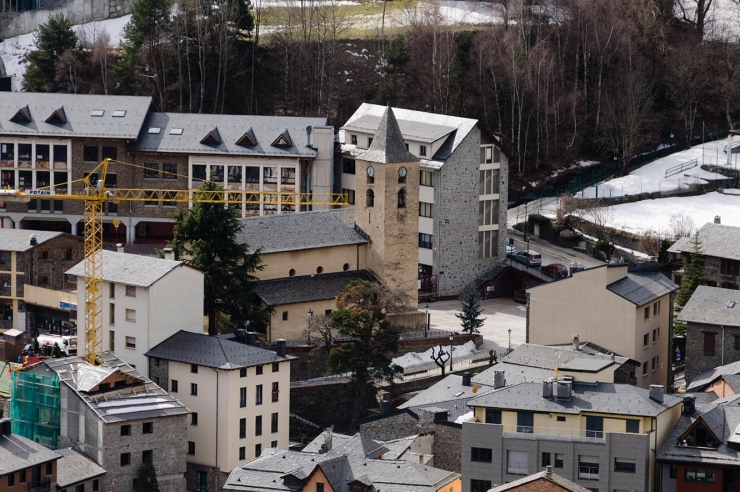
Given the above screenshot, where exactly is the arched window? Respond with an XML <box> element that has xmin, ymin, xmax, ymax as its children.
<box><xmin>366</xmin><ymin>189</ymin><xmax>374</xmax><ymax>208</ymax></box>
<box><xmin>397</xmin><ymin>189</ymin><xmax>406</xmax><ymax>208</ymax></box>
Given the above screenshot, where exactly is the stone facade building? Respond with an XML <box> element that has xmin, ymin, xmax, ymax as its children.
<box><xmin>668</xmin><ymin>221</ymin><xmax>740</xmax><ymax>289</ymax></box>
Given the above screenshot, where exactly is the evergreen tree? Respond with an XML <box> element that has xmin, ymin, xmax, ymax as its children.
<box><xmin>455</xmin><ymin>285</ymin><xmax>486</xmax><ymax>334</ymax></box>
<box><xmin>675</xmin><ymin>232</ymin><xmax>708</xmax><ymax>307</ymax></box>
<box><xmin>657</xmin><ymin>238</ymin><xmax>671</xmax><ymax>267</ymax></box>
<box><xmin>167</xmin><ymin>181</ymin><xmax>269</xmax><ymax>336</ymax></box>
<box><xmin>24</xmin><ymin>15</ymin><xmax>78</xmax><ymax>91</ymax></box>
<box><xmin>136</xmin><ymin>462</ymin><xmax>160</xmax><ymax>492</ymax></box>
<box><xmin>329</xmin><ymin>280</ymin><xmax>403</xmax><ymax>420</ymax></box>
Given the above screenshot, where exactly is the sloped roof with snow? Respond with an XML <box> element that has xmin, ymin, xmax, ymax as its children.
<box><xmin>66</xmin><ymin>250</ymin><xmax>190</xmax><ymax>287</ymax></box>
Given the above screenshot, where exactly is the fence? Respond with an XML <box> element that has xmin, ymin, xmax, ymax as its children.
<box><xmin>665</xmin><ymin>158</ymin><xmax>698</xmax><ymax>178</ymax></box>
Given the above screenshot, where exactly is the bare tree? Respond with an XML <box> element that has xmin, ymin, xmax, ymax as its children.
<box><xmin>586</xmin><ymin>200</ymin><xmax>614</xmax><ymax>241</ymax></box>
<box><xmin>670</xmin><ymin>213</ymin><xmax>696</xmax><ymax>239</ymax></box>
<box><xmin>91</xmin><ymin>32</ymin><xmax>112</xmax><ymax>95</ymax></box>
<box><xmin>637</xmin><ymin>229</ymin><xmax>661</xmax><ymax>257</ymax></box>
<box><xmin>677</xmin><ymin>0</ymin><xmax>715</xmax><ymax>40</ymax></box>
<box><xmin>431</xmin><ymin>345</ymin><xmax>450</xmax><ymax>375</ymax></box>
<box><xmin>665</xmin><ymin>43</ymin><xmax>710</xmax><ymax>148</ymax></box>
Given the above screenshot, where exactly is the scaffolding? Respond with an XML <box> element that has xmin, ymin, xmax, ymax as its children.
<box><xmin>9</xmin><ymin>368</ymin><xmax>60</xmax><ymax>449</ymax></box>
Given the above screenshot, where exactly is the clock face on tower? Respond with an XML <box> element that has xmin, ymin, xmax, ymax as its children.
<box><xmin>367</xmin><ymin>166</ymin><xmax>375</xmax><ymax>177</ymax></box>
<box><xmin>398</xmin><ymin>166</ymin><xmax>407</xmax><ymax>178</ymax></box>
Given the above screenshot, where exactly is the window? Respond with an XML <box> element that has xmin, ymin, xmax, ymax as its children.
<box><xmin>192</xmin><ymin>164</ymin><xmax>207</xmax><ymax>181</ymax></box>
<box><xmin>557</xmin><ymin>416</ymin><xmax>566</xmax><ymax>422</ymax></box>
<box><xmin>255</xmin><ymin>443</ymin><xmax>262</xmax><ymax>457</ymax></box>
<box><xmin>256</xmin><ymin>365</ymin><xmax>263</xmax><ymax>375</ymax></box>
<box><xmin>471</xmin><ymin>447</ymin><xmax>493</xmax><ymax>463</ymax></box>
<box><xmin>644</xmin><ymin>306</ymin><xmax>650</xmax><ymax>320</ymax></box>
<box><xmin>125</xmin><ymin>336</ymin><xmax>135</xmax><ymax>349</ymax></box>
<box><xmin>121</xmin><ymin>424</ymin><xmax>131</xmax><ymax>436</ymax></box>
<box><xmin>188</xmin><ymin>442</ymin><xmax>195</xmax><ymax>455</ymax></box>
<box><xmin>7</xmin><ymin>473</ymin><xmax>14</xmax><ymax>486</ymax></box>
<box><xmin>351</xmin><ymin>135</ymin><xmax>357</xmax><ymax>145</ymax></box>
<box><xmin>626</xmin><ymin>419</ymin><xmax>640</xmax><ymax>433</ymax></box>
<box><xmin>342</xmin><ymin>159</ymin><xmax>356</xmax><ymax>174</ymax></box>
<box><xmin>578</xmin><ymin>456</ymin><xmax>600</xmax><ymax>480</ymax></box>
<box><xmin>271</xmin><ymin>412</ymin><xmax>279</xmax><ymax>433</ymax></box>
<box><xmin>46</xmin><ymin>463</ymin><xmax>53</xmax><ymax>475</ymax></box>
<box><xmin>272</xmin><ymin>382</ymin><xmax>280</xmax><ymax>402</ymax></box>
<box><xmin>84</xmin><ymin>146</ymin><xmax>99</xmax><ymax>162</ymax></box>
<box><xmin>143</xmin><ymin>422</ymin><xmax>153</xmax><ymax>434</ymax></box>
<box><xmin>240</xmin><ymin>418</ymin><xmax>246</xmax><ymax>438</ymax></box>
<box><xmin>272</xmin><ymin>440</ymin><xmax>278</xmax><ymax>448</ymax></box>
<box><xmin>420</xmin><ymin>170</ymin><xmax>434</xmax><ymax>187</ymax></box>
<box><xmin>191</xmin><ymin>364</ymin><xmax>198</xmax><ymax>374</ymax></box>
<box><xmin>643</xmin><ymin>362</ymin><xmax>648</xmax><ymax>376</ymax></box>
<box><xmin>419</xmin><ymin>145</ymin><xmax>427</xmax><ymax>156</ymax></box>
<box><xmin>470</xmin><ymin>480</ymin><xmax>492</xmax><ymax>492</ymax></box>
<box><xmin>555</xmin><ymin>454</ymin><xmax>564</xmax><ymax>468</ymax></box>
<box><xmin>255</xmin><ymin>415</ymin><xmax>262</xmax><ymax>435</ymax></box>
<box><xmin>256</xmin><ymin>384</ymin><xmax>263</xmax><ymax>405</ymax></box>
<box><xmin>191</xmin><ymin>383</ymin><xmax>198</xmax><ymax>396</ymax></box>
<box><xmin>240</xmin><ymin>387</ymin><xmax>247</xmax><ymax>407</ymax></box>
<box><xmin>517</xmin><ymin>412</ymin><xmax>534</xmax><ymax>433</ymax></box>
<box><xmin>397</xmin><ymin>189</ymin><xmax>406</xmax><ymax>208</ymax></box>
<box><xmin>125</xmin><ymin>309</ymin><xmax>136</xmax><ymax>321</ymax></box>
<box><xmin>478</xmin><ymin>200</ymin><xmax>499</xmax><ymax>226</ymax></box>
<box><xmin>142</xmin><ymin>450</ymin><xmax>153</xmax><ymax>464</ymax></box>
<box><xmin>585</xmin><ymin>416</ymin><xmax>603</xmax><ymax>438</ymax></box>
<box><xmin>419</xmin><ymin>233</ymin><xmax>433</xmax><ymax>249</ymax></box>
<box><xmin>125</xmin><ymin>285</ymin><xmax>136</xmax><ymax>297</ymax></box>
<box><xmin>653</xmin><ymin>329</ymin><xmax>657</xmax><ymax>343</ymax></box>
<box><xmin>485</xmin><ymin>409</ymin><xmax>501</xmax><ymax>424</ymax></box>
<box><xmin>109</xmin><ymin>330</ymin><xmax>115</xmax><ymax>351</ymax></box>
<box><xmin>102</xmin><ymin>146</ymin><xmax>117</xmax><ymax>160</ymax></box>
<box><xmin>144</xmin><ymin>162</ymin><xmax>159</xmax><ymax>179</ymax></box>
<box><xmin>53</xmin><ymin>145</ymin><xmax>67</xmax><ymax>163</ymax></box>
<box><xmin>163</xmin><ymin>162</ymin><xmax>177</xmax><ymax>179</ymax></box>
<box><xmin>191</xmin><ymin>413</ymin><xmax>198</xmax><ymax>426</ymax></box>
<box><xmin>239</xmin><ymin>446</ymin><xmax>246</xmax><ymax>460</ymax></box>
<box><xmin>542</xmin><ymin>452</ymin><xmax>551</xmax><ymax>467</ymax></box>
<box><xmin>735</xmin><ymin>335</ymin><xmax>740</xmax><ymax>350</ymax></box>
<box><xmin>652</xmin><ymin>357</ymin><xmax>656</xmax><ymax>372</ymax></box>
<box><xmin>272</xmin><ymin>363</ymin><xmax>279</xmax><ymax>373</ymax></box>
<box><xmin>121</xmin><ymin>452</ymin><xmax>131</xmax><ymax>466</ymax></box>
<box><xmin>368</xmin><ymin>137</ymin><xmax>373</xmax><ymax>147</ymax></box>
<box><xmin>685</xmin><ymin>469</ymin><xmax>715</xmax><ymax>483</ymax></box>
<box><xmin>507</xmin><ymin>450</ymin><xmax>528</xmax><ymax>475</ymax></box>
<box><xmin>704</xmin><ymin>332</ymin><xmax>717</xmax><ymax>356</ymax></box>
<box><xmin>110</xmin><ymin>282</ymin><xmax>115</xmax><ymax>298</ymax></box>
<box><xmin>240</xmin><ymin>368</ymin><xmax>247</xmax><ymax>377</ymax></box>
<box><xmin>479</xmin><ymin>169</ymin><xmax>500</xmax><ymax>195</ymax></box>
<box><xmin>478</xmin><ymin>230</ymin><xmax>499</xmax><ymax>259</ymax></box>
<box><xmin>18</xmin><ymin>470</ymin><xmax>26</xmax><ymax>483</ymax></box>
<box><xmin>366</xmin><ymin>189</ymin><xmax>374</xmax><ymax>207</ymax></box>
<box><xmin>63</xmin><ymin>248</ymin><xmax>73</xmax><ymax>261</ymax></box>
<box><xmin>171</xmin><ymin>380</ymin><xmax>178</xmax><ymax>393</ymax></box>
<box><xmin>317</xmin><ymin>483</ymin><xmax>325</xmax><ymax>492</ymax></box>
<box><xmin>614</xmin><ymin>458</ymin><xmax>636</xmax><ymax>473</ymax></box>
<box><xmin>419</xmin><ymin>202</ymin><xmax>433</xmax><ymax>218</ymax></box>
<box><xmin>658</xmin><ymin>327</ymin><xmax>661</xmax><ymax>338</ymax></box>
<box><xmin>342</xmin><ymin>188</ymin><xmax>355</xmax><ymax>205</ymax></box>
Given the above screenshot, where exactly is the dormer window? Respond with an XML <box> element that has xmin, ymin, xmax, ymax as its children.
<box><xmin>237</xmin><ymin>128</ymin><xmax>258</xmax><ymax>146</ymax></box>
<box><xmin>10</xmin><ymin>105</ymin><xmax>32</xmax><ymax>123</ymax></box>
<box><xmin>45</xmin><ymin>107</ymin><xmax>67</xmax><ymax>124</ymax></box>
<box><xmin>678</xmin><ymin>418</ymin><xmax>720</xmax><ymax>448</ymax></box>
<box><xmin>272</xmin><ymin>129</ymin><xmax>293</xmax><ymax>147</ymax></box>
<box><xmin>201</xmin><ymin>128</ymin><xmax>222</xmax><ymax>145</ymax></box>
<box><xmin>351</xmin><ymin>135</ymin><xmax>357</xmax><ymax>145</ymax></box>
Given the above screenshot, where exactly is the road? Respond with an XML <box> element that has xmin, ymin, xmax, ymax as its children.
<box><xmin>507</xmin><ymin>228</ymin><xmax>604</xmax><ymax>270</ymax></box>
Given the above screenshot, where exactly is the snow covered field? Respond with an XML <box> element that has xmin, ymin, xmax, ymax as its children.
<box><xmin>392</xmin><ymin>340</ymin><xmax>479</xmax><ymax>369</ymax></box>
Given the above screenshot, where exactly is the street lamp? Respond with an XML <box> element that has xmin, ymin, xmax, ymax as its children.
<box><xmin>449</xmin><ymin>334</ymin><xmax>454</xmax><ymax>372</ymax></box>
<box><xmin>424</xmin><ymin>303</ymin><xmax>429</xmax><ymax>338</ymax></box>
<box><xmin>307</xmin><ymin>309</ymin><xmax>313</xmax><ymax>345</ymax></box>
<box><xmin>508</xmin><ymin>328</ymin><xmax>512</xmax><ymax>352</ymax></box>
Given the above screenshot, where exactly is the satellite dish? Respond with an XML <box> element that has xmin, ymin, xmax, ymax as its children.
<box><xmin>472</xmin><ymin>384</ymin><xmax>479</xmax><ymax>393</ymax></box>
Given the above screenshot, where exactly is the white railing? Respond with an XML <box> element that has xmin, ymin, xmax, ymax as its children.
<box><xmin>578</xmin><ymin>466</ymin><xmax>600</xmax><ymax>480</ymax></box>
<box><xmin>502</xmin><ymin>425</ymin><xmax>607</xmax><ymax>442</ymax></box>
<box><xmin>506</xmin><ymin>462</ymin><xmax>528</xmax><ymax>475</ymax></box>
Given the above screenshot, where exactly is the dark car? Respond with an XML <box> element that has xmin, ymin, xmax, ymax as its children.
<box><xmin>541</xmin><ymin>263</ymin><xmax>569</xmax><ymax>278</ymax></box>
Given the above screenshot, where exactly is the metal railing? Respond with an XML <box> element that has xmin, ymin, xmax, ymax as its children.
<box><xmin>28</xmin><ymin>479</ymin><xmax>51</xmax><ymax>492</ymax></box>
<box><xmin>664</xmin><ymin>158</ymin><xmax>698</xmax><ymax>178</ymax></box>
<box><xmin>501</xmin><ymin>424</ymin><xmax>607</xmax><ymax>442</ymax></box>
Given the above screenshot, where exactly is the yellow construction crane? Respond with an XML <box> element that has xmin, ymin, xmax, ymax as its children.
<box><xmin>1</xmin><ymin>158</ymin><xmax>348</xmax><ymax>366</ymax></box>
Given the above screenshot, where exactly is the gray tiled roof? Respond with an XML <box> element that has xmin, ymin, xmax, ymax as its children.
<box><xmin>145</xmin><ymin>330</ymin><xmax>292</xmax><ymax>369</ymax></box>
<box><xmin>400</xmin><ymin>374</ymin><xmax>496</xmax><ymax>422</ymax></box>
<box><xmin>468</xmin><ymin>382</ymin><xmax>682</xmax><ymax>417</ymax></box>
<box><xmin>678</xmin><ymin>285</ymin><xmax>740</xmax><ymax>327</ymax></box>
<box><xmin>66</xmin><ymin>250</ymin><xmax>188</xmax><ymax>287</ymax></box>
<box><xmin>238</xmin><ymin>208</ymin><xmax>366</xmax><ymax>254</ymax></box>
<box><xmin>666</xmin><ymin>223</ymin><xmax>740</xmax><ymax>261</ymax></box>
<box><xmin>55</xmin><ymin>448</ymin><xmax>106</xmax><ymax>487</ymax></box>
<box><xmin>42</xmin><ymin>352</ymin><xmax>189</xmax><ymax>423</ymax></box>
<box><xmin>0</xmin><ymin>229</ymin><xmax>66</xmax><ymax>252</ymax></box>
<box><xmin>358</xmin><ymin>106</ymin><xmax>418</xmax><ymax>164</ymax></box>
<box><xmin>687</xmin><ymin>360</ymin><xmax>740</xmax><ymax>391</ymax></box>
<box><xmin>606</xmin><ymin>271</ymin><xmax>678</xmax><ymax>306</ymax></box>
<box><xmin>0</xmin><ymin>92</ymin><xmax>151</xmax><ymax>139</ymax></box>
<box><xmin>491</xmin><ymin>470</ymin><xmax>591</xmax><ymax>492</ymax></box>
<box><xmin>254</xmin><ymin>270</ymin><xmax>377</xmax><ymax>306</ymax></box>
<box><xmin>559</xmin><ymin>358</ymin><xmax>614</xmax><ymax>372</ymax></box>
<box><xmin>472</xmin><ymin>363</ymin><xmax>555</xmax><ymax>387</ymax></box>
<box><xmin>129</xmin><ymin>112</ymin><xmax>326</xmax><ymax>158</ymax></box>
<box><xmin>343</xmin><ymin>114</ymin><xmax>456</xmax><ymax>144</ymax></box>
<box><xmin>493</xmin><ymin>343</ymin><xmax>630</xmax><ymax>370</ymax></box>
<box><xmin>0</xmin><ymin>428</ymin><xmax>60</xmax><ymax>476</ymax></box>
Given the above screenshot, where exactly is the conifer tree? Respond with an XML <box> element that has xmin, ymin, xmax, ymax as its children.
<box><xmin>676</xmin><ymin>232</ymin><xmax>708</xmax><ymax>307</ymax></box>
<box><xmin>455</xmin><ymin>285</ymin><xmax>486</xmax><ymax>334</ymax></box>
<box><xmin>136</xmin><ymin>462</ymin><xmax>160</xmax><ymax>492</ymax></box>
<box><xmin>24</xmin><ymin>15</ymin><xmax>78</xmax><ymax>91</ymax></box>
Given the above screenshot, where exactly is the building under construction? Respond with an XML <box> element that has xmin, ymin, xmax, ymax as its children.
<box><xmin>9</xmin><ymin>363</ymin><xmax>60</xmax><ymax>448</ymax></box>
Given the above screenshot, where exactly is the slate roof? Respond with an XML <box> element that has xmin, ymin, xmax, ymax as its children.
<box><xmin>399</xmin><ymin>374</ymin><xmax>497</xmax><ymax>422</ymax></box>
<box><xmin>0</xmin><ymin>229</ymin><xmax>67</xmax><ymax>252</ymax></box>
<box><xmin>492</xmin><ymin>343</ymin><xmax>630</xmax><ymax>371</ymax></box>
<box><xmin>472</xmin><ymin>362</ymin><xmax>555</xmax><ymax>388</ymax></box>
<box><xmin>491</xmin><ymin>470</ymin><xmax>591</xmax><ymax>492</ymax></box>
<box><xmin>237</xmin><ymin>208</ymin><xmax>366</xmax><ymax>254</ymax></box>
<box><xmin>66</xmin><ymin>250</ymin><xmax>188</xmax><ymax>287</ymax></box>
<box><xmin>468</xmin><ymin>382</ymin><xmax>682</xmax><ymax>417</ymax></box>
<box><xmin>559</xmin><ymin>358</ymin><xmax>614</xmax><ymax>372</ymax></box>
<box><xmin>145</xmin><ymin>330</ymin><xmax>292</xmax><ymax>370</ymax></box>
<box><xmin>254</xmin><ymin>270</ymin><xmax>377</xmax><ymax>306</ymax></box>
<box><xmin>677</xmin><ymin>285</ymin><xmax>740</xmax><ymax>327</ymax></box>
<box><xmin>666</xmin><ymin>223</ymin><xmax>740</xmax><ymax>261</ymax></box>
<box><xmin>0</xmin><ymin>427</ymin><xmax>60</xmax><ymax>476</ymax></box>
<box><xmin>606</xmin><ymin>271</ymin><xmax>678</xmax><ymax>307</ymax></box>
<box><xmin>343</xmin><ymin>114</ymin><xmax>456</xmax><ymax>144</ymax></box>
<box><xmin>55</xmin><ymin>447</ymin><xmax>106</xmax><ymax>487</ymax></box>
<box><xmin>224</xmin><ymin>434</ymin><xmax>460</xmax><ymax>492</ymax></box>
<box><xmin>358</xmin><ymin>106</ymin><xmax>419</xmax><ymax>164</ymax></box>
<box><xmin>0</xmin><ymin>92</ymin><xmax>151</xmax><ymax>139</ymax></box>
<box><xmin>130</xmin><ymin>112</ymin><xmax>326</xmax><ymax>158</ymax></box>
<box><xmin>42</xmin><ymin>352</ymin><xmax>189</xmax><ymax>423</ymax></box>
<box><xmin>688</xmin><ymin>360</ymin><xmax>740</xmax><ymax>391</ymax></box>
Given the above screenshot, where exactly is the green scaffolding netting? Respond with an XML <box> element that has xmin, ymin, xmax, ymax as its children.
<box><xmin>9</xmin><ymin>369</ymin><xmax>60</xmax><ymax>449</ymax></box>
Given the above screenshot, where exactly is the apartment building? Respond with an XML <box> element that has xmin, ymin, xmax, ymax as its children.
<box><xmin>145</xmin><ymin>330</ymin><xmax>294</xmax><ymax>492</ymax></box>
<box><xmin>0</xmin><ymin>229</ymin><xmax>82</xmax><ymax>333</ymax></box>
<box><xmin>338</xmin><ymin>103</ymin><xmax>509</xmax><ymax>297</ymax></box>
<box><xmin>462</xmin><ymin>380</ymin><xmax>683</xmax><ymax>492</ymax></box>
<box><xmin>67</xmin><ymin>250</ymin><xmax>203</xmax><ymax>375</ymax></box>
<box><xmin>527</xmin><ymin>263</ymin><xmax>678</xmax><ymax>388</ymax></box>
<box><xmin>668</xmin><ymin>221</ymin><xmax>740</xmax><ymax>289</ymax></box>
<box><xmin>0</xmin><ymin>418</ymin><xmax>60</xmax><ymax>492</ymax></box>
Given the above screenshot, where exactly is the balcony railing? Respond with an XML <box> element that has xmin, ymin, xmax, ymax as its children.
<box><xmin>28</xmin><ymin>479</ymin><xmax>51</xmax><ymax>492</ymax></box>
<box><xmin>578</xmin><ymin>466</ymin><xmax>600</xmax><ymax>481</ymax></box>
<box><xmin>502</xmin><ymin>425</ymin><xmax>607</xmax><ymax>443</ymax></box>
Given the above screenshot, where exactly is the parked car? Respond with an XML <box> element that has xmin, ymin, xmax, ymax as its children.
<box><xmin>506</xmin><ymin>244</ymin><xmax>516</xmax><ymax>257</ymax></box>
<box><xmin>513</xmin><ymin>250</ymin><xmax>542</xmax><ymax>267</ymax></box>
<box><xmin>541</xmin><ymin>263</ymin><xmax>568</xmax><ymax>278</ymax></box>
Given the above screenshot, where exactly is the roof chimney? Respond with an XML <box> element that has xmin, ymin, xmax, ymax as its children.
<box><xmin>555</xmin><ymin>380</ymin><xmax>572</xmax><ymax>400</ymax></box>
<box><xmin>682</xmin><ymin>396</ymin><xmax>696</xmax><ymax>415</ymax></box>
<box><xmin>542</xmin><ymin>380</ymin><xmax>553</xmax><ymax>399</ymax></box>
<box><xmin>276</xmin><ymin>339</ymin><xmax>287</xmax><ymax>358</ymax></box>
<box><xmin>116</xmin><ymin>243</ymin><xmax>125</xmax><ymax>253</ymax></box>
<box><xmin>163</xmin><ymin>247</ymin><xmax>174</xmax><ymax>260</ymax></box>
<box><xmin>649</xmin><ymin>384</ymin><xmax>664</xmax><ymax>404</ymax></box>
<box><xmin>573</xmin><ymin>334</ymin><xmax>580</xmax><ymax>351</ymax></box>
<box><xmin>306</xmin><ymin>125</ymin><xmax>312</xmax><ymax>147</ymax></box>
<box><xmin>246</xmin><ymin>331</ymin><xmax>256</xmax><ymax>346</ymax></box>
<box><xmin>29</xmin><ymin>234</ymin><xmax>37</xmax><ymax>246</ymax></box>
<box><xmin>545</xmin><ymin>465</ymin><xmax>553</xmax><ymax>477</ymax></box>
<box><xmin>461</xmin><ymin>372</ymin><xmax>472</xmax><ymax>386</ymax></box>
<box><xmin>610</xmin><ymin>353</ymin><xmax>615</xmax><ymax>361</ymax></box>
<box><xmin>493</xmin><ymin>371</ymin><xmax>505</xmax><ymax>389</ymax></box>
<box><xmin>380</xmin><ymin>400</ymin><xmax>390</xmax><ymax>414</ymax></box>
<box><xmin>236</xmin><ymin>329</ymin><xmax>247</xmax><ymax>344</ymax></box>
<box><xmin>715</xmin><ymin>215</ymin><xmax>721</xmax><ymax>224</ymax></box>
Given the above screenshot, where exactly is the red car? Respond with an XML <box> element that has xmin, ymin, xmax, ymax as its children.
<box><xmin>541</xmin><ymin>263</ymin><xmax>568</xmax><ymax>278</ymax></box>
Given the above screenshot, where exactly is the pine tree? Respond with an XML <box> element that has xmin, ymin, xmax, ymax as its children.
<box><xmin>167</xmin><ymin>181</ymin><xmax>269</xmax><ymax>336</ymax></box>
<box><xmin>24</xmin><ymin>15</ymin><xmax>78</xmax><ymax>91</ymax></box>
<box><xmin>675</xmin><ymin>232</ymin><xmax>708</xmax><ymax>307</ymax></box>
<box><xmin>455</xmin><ymin>285</ymin><xmax>486</xmax><ymax>334</ymax></box>
<box><xmin>136</xmin><ymin>462</ymin><xmax>160</xmax><ymax>492</ymax></box>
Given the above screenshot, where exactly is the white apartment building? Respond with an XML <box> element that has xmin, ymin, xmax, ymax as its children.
<box><xmin>67</xmin><ymin>250</ymin><xmax>204</xmax><ymax>375</ymax></box>
<box><xmin>145</xmin><ymin>330</ymin><xmax>294</xmax><ymax>492</ymax></box>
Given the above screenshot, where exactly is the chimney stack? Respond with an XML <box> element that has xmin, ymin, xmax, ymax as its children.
<box><xmin>29</xmin><ymin>234</ymin><xmax>37</xmax><ymax>246</ymax></box>
<box><xmin>246</xmin><ymin>331</ymin><xmax>256</xmax><ymax>346</ymax></box>
<box><xmin>306</xmin><ymin>125</ymin><xmax>313</xmax><ymax>147</ymax></box>
<box><xmin>545</xmin><ymin>465</ymin><xmax>553</xmax><ymax>477</ymax></box>
<box><xmin>542</xmin><ymin>380</ymin><xmax>553</xmax><ymax>399</ymax></box>
<box><xmin>493</xmin><ymin>371</ymin><xmax>505</xmax><ymax>389</ymax></box>
<box><xmin>461</xmin><ymin>372</ymin><xmax>472</xmax><ymax>386</ymax></box>
<box><xmin>276</xmin><ymin>339</ymin><xmax>287</xmax><ymax>358</ymax></box>
<box><xmin>555</xmin><ymin>380</ymin><xmax>573</xmax><ymax>400</ymax></box>
<box><xmin>163</xmin><ymin>247</ymin><xmax>174</xmax><ymax>260</ymax></box>
<box><xmin>683</xmin><ymin>396</ymin><xmax>696</xmax><ymax>415</ymax></box>
<box><xmin>573</xmin><ymin>334</ymin><xmax>580</xmax><ymax>351</ymax></box>
<box><xmin>610</xmin><ymin>353</ymin><xmax>615</xmax><ymax>361</ymax></box>
<box><xmin>116</xmin><ymin>243</ymin><xmax>125</xmax><ymax>253</ymax></box>
<box><xmin>649</xmin><ymin>384</ymin><xmax>664</xmax><ymax>403</ymax></box>
<box><xmin>380</xmin><ymin>400</ymin><xmax>390</xmax><ymax>414</ymax></box>
<box><xmin>236</xmin><ymin>329</ymin><xmax>247</xmax><ymax>344</ymax></box>
<box><xmin>715</xmin><ymin>215</ymin><xmax>721</xmax><ymax>224</ymax></box>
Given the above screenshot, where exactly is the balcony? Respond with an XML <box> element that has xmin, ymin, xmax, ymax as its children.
<box><xmin>28</xmin><ymin>478</ymin><xmax>51</xmax><ymax>492</ymax></box>
<box><xmin>502</xmin><ymin>425</ymin><xmax>606</xmax><ymax>443</ymax></box>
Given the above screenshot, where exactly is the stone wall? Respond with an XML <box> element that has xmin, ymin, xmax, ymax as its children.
<box><xmin>148</xmin><ymin>356</ymin><xmax>169</xmax><ymax>390</ymax></box>
<box><xmin>18</xmin><ymin>233</ymin><xmax>84</xmax><ymax>292</ymax></box>
<box><xmin>432</xmin><ymin>421</ymin><xmax>462</xmax><ymax>472</ymax></box>
<box><xmin>685</xmin><ymin>321</ymin><xmax>740</xmax><ymax>384</ymax></box>
<box><xmin>289</xmin><ymin>379</ymin><xmax>369</xmax><ymax>435</ymax></box>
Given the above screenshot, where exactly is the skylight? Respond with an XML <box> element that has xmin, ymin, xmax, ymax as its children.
<box><xmin>170</xmin><ymin>128</ymin><xmax>184</xmax><ymax>135</ymax></box>
<box><xmin>91</xmin><ymin>110</ymin><xmax>105</xmax><ymax>117</ymax></box>
<box><xmin>148</xmin><ymin>127</ymin><xmax>161</xmax><ymax>134</ymax></box>
<box><xmin>112</xmin><ymin>110</ymin><xmax>126</xmax><ymax>117</ymax></box>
